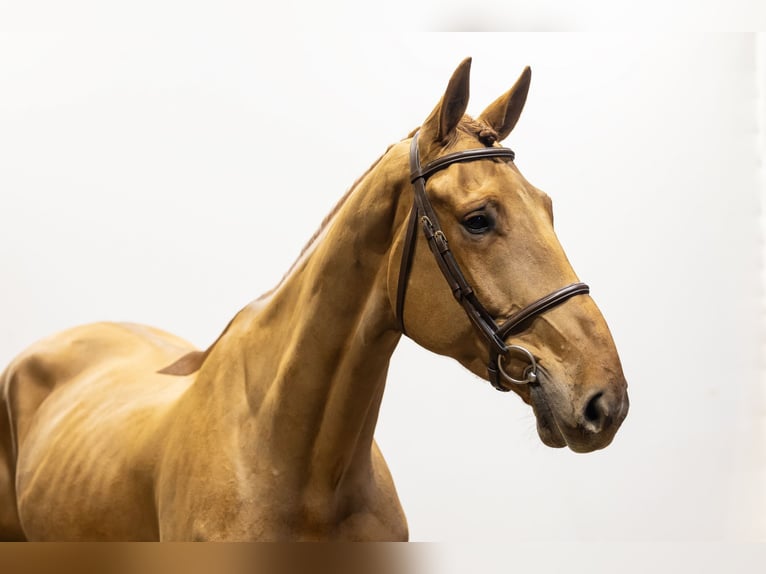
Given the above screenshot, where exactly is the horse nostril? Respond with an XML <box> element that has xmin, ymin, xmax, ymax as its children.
<box><xmin>583</xmin><ymin>391</ymin><xmax>607</xmax><ymax>432</ymax></box>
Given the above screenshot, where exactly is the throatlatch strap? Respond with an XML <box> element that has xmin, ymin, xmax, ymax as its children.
<box><xmin>396</xmin><ymin>205</ymin><xmax>420</xmax><ymax>334</ymax></box>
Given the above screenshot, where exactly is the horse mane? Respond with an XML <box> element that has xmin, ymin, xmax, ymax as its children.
<box><xmin>462</xmin><ymin>115</ymin><xmax>499</xmax><ymax>145</ymax></box>
<box><xmin>407</xmin><ymin>115</ymin><xmax>499</xmax><ymax>146</ymax></box>
<box><xmin>256</xmin><ymin>142</ymin><xmax>398</xmax><ymax>301</ymax></box>
<box><xmin>158</xmin><ymin>142</ymin><xmax>397</xmax><ymax>377</ymax></box>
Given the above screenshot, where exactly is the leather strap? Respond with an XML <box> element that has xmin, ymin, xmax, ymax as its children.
<box><xmin>496</xmin><ymin>282</ymin><xmax>591</xmax><ymax>339</ymax></box>
<box><xmin>395</xmin><ymin>205</ymin><xmax>419</xmax><ymax>333</ymax></box>
<box><xmin>412</xmin><ymin>146</ymin><xmax>515</xmax><ymax>182</ymax></box>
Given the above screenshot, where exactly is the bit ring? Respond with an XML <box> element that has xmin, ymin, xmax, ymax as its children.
<box><xmin>497</xmin><ymin>345</ymin><xmax>538</xmax><ymax>385</ymax></box>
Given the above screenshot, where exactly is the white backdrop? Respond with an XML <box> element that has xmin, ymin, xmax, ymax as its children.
<box><xmin>0</xmin><ymin>12</ymin><xmax>763</xmax><ymax>549</ymax></box>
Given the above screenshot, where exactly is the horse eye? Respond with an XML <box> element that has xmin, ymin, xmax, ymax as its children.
<box><xmin>462</xmin><ymin>214</ymin><xmax>492</xmax><ymax>234</ymax></box>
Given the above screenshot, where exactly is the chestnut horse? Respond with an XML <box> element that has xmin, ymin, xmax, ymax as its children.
<box><xmin>0</xmin><ymin>59</ymin><xmax>628</xmax><ymax>541</ymax></box>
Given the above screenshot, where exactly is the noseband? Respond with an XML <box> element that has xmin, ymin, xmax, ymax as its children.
<box><xmin>395</xmin><ymin>132</ymin><xmax>590</xmax><ymax>391</ymax></box>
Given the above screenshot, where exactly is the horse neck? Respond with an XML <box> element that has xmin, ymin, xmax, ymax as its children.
<box><xmin>199</xmin><ymin>142</ymin><xmax>410</xmax><ymax>484</ymax></box>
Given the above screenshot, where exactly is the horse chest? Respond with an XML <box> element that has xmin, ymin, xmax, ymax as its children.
<box><xmin>154</xmin><ymin>437</ymin><xmax>407</xmax><ymax>541</ymax></box>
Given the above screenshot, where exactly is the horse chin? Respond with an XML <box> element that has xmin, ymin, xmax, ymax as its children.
<box><xmin>528</xmin><ymin>384</ymin><xmax>567</xmax><ymax>449</ymax></box>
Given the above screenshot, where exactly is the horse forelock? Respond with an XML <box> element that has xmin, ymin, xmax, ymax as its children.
<box><xmin>408</xmin><ymin>115</ymin><xmax>499</xmax><ymax>147</ymax></box>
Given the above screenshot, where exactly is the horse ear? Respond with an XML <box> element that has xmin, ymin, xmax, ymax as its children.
<box><xmin>420</xmin><ymin>57</ymin><xmax>472</xmax><ymax>145</ymax></box>
<box><xmin>478</xmin><ymin>66</ymin><xmax>532</xmax><ymax>141</ymax></box>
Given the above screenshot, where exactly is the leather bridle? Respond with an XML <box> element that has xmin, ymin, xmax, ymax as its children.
<box><xmin>395</xmin><ymin>132</ymin><xmax>590</xmax><ymax>392</ymax></box>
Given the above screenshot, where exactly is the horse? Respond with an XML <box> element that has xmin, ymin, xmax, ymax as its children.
<box><xmin>0</xmin><ymin>58</ymin><xmax>629</xmax><ymax>541</ymax></box>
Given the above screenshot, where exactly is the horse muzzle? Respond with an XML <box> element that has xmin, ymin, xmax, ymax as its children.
<box><xmin>530</xmin><ymin>373</ymin><xmax>629</xmax><ymax>453</ymax></box>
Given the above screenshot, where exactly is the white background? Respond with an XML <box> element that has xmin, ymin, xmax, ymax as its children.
<box><xmin>0</xmin><ymin>3</ymin><xmax>763</xmax><ymax>557</ymax></box>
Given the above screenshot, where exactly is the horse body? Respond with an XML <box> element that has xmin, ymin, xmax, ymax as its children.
<box><xmin>0</xmin><ymin>59</ymin><xmax>628</xmax><ymax>541</ymax></box>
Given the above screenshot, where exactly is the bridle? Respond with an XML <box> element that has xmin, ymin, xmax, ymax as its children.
<box><xmin>395</xmin><ymin>131</ymin><xmax>590</xmax><ymax>392</ymax></box>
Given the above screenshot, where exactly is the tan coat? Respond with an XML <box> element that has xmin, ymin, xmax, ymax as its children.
<box><xmin>0</xmin><ymin>59</ymin><xmax>627</xmax><ymax>541</ymax></box>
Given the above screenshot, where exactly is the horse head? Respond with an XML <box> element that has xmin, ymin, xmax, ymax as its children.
<box><xmin>391</xmin><ymin>58</ymin><xmax>628</xmax><ymax>453</ymax></box>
